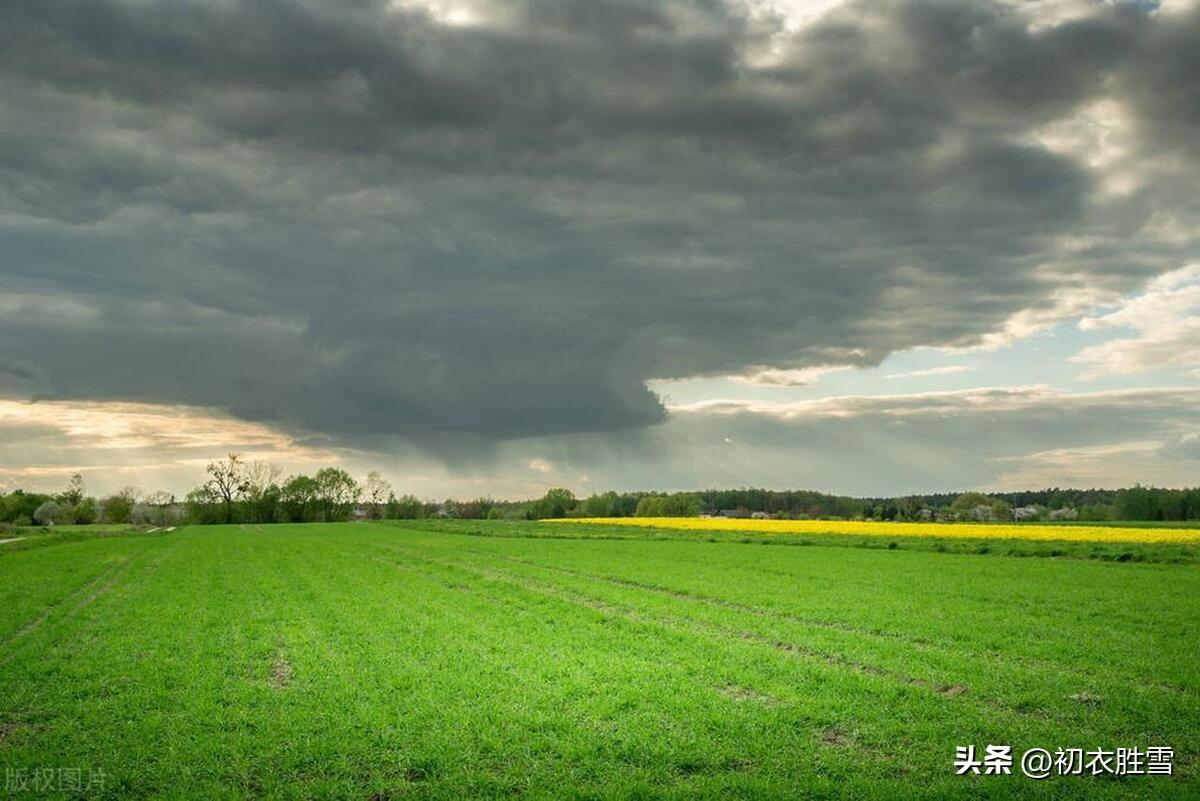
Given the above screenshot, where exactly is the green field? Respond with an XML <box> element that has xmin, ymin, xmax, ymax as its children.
<box><xmin>2</xmin><ymin>523</ymin><xmax>1197</xmax><ymax>799</ymax></box>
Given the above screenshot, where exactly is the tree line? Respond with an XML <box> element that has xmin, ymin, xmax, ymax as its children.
<box><xmin>520</xmin><ymin>486</ymin><xmax>1200</xmax><ymax>522</ymax></box>
<box><xmin>3</xmin><ymin>460</ymin><xmax>1199</xmax><ymax>528</ymax></box>
<box><xmin>0</xmin><ymin>474</ymin><xmax>177</xmax><ymax>528</ymax></box>
<box><xmin>185</xmin><ymin>454</ymin><xmax>418</xmax><ymax>524</ymax></box>
<box><xmin>861</xmin><ymin>486</ymin><xmax>1200</xmax><ymax>522</ymax></box>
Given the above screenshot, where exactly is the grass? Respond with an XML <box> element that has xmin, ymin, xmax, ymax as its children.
<box><xmin>0</xmin><ymin>524</ymin><xmax>155</xmax><ymax>554</ymax></box>
<box><xmin>1</xmin><ymin>522</ymin><xmax>1197</xmax><ymax>799</ymax></box>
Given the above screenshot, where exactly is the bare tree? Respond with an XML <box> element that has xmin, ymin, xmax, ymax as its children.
<box><xmin>364</xmin><ymin>471</ymin><xmax>392</xmax><ymax>519</ymax></box>
<box><xmin>206</xmin><ymin>453</ymin><xmax>247</xmax><ymax>524</ymax></box>
<box><xmin>244</xmin><ymin>461</ymin><xmax>282</xmax><ymax>499</ymax></box>
<box><xmin>137</xmin><ymin>490</ymin><xmax>175</xmax><ymax>527</ymax></box>
<box><xmin>143</xmin><ymin>490</ymin><xmax>174</xmax><ymax>507</ymax></box>
<box><xmin>242</xmin><ymin>461</ymin><xmax>282</xmax><ymax>522</ymax></box>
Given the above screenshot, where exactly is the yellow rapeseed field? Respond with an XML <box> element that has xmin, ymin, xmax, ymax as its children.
<box><xmin>546</xmin><ymin>517</ymin><xmax>1200</xmax><ymax>544</ymax></box>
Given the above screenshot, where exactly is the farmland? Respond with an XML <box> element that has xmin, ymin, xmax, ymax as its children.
<box><xmin>1</xmin><ymin>522</ymin><xmax>1198</xmax><ymax>799</ymax></box>
<box><xmin>549</xmin><ymin>517</ymin><xmax>1200</xmax><ymax>545</ymax></box>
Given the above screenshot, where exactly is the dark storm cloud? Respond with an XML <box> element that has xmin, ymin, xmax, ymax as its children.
<box><xmin>1</xmin><ymin>0</ymin><xmax>1197</xmax><ymax>445</ymax></box>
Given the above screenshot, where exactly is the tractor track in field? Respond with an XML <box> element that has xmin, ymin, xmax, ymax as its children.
<box><xmin>394</xmin><ymin>529</ymin><xmax>1197</xmax><ymax>696</ymax></box>
<box><xmin>1</xmin><ymin>563</ymin><xmax>122</xmax><ymax>650</ymax></box>
<box><xmin>373</xmin><ymin>538</ymin><xmax>1194</xmax><ymax>739</ymax></box>
<box><xmin>380</xmin><ymin>552</ymin><xmax>955</xmax><ymax>698</ymax></box>
<box><xmin>366</xmin><ymin>549</ymin><xmax>899</xmax><ymax>762</ymax></box>
<box><xmin>368</xmin><ymin>554</ymin><xmax>413</xmax><ymax>572</ymax></box>
<box><xmin>492</xmin><ymin>553</ymin><xmax>939</xmax><ymax>644</ymax></box>
<box><xmin>0</xmin><ymin>544</ymin><xmax>169</xmax><ymax>664</ymax></box>
<box><xmin>469</xmin><ymin>551</ymin><xmax>1193</xmax><ymax>699</ymax></box>
<box><xmin>380</xmin><ymin>547</ymin><xmax>1169</xmax><ymax>737</ymax></box>
<box><xmin>420</xmin><ymin>553</ymin><xmax>933</xmax><ymax>686</ymax></box>
<box><xmin>377</xmin><ymin>540</ymin><xmax>1071</xmax><ymax>680</ymax></box>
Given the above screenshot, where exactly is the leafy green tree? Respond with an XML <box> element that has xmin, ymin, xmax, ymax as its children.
<box><xmin>315</xmin><ymin>467</ymin><xmax>359</xmax><ymax>521</ymax></box>
<box><xmin>101</xmin><ymin>489</ymin><xmax>138</xmax><ymax>524</ymax></box>
<box><xmin>1077</xmin><ymin>504</ymin><xmax>1113</xmax><ymax>521</ymax></box>
<box><xmin>531</xmin><ymin>487</ymin><xmax>576</xmax><ymax>519</ymax></box>
<box><xmin>185</xmin><ymin>485</ymin><xmax>223</xmax><ymax>524</ymax></box>
<box><xmin>897</xmin><ymin>495</ymin><xmax>926</xmax><ymax>521</ymax></box>
<box><xmin>949</xmin><ymin>492</ymin><xmax>1010</xmax><ymax>522</ymax></box>
<box><xmin>280</xmin><ymin>474</ymin><xmax>319</xmax><ymax>522</ymax></box>
<box><xmin>1</xmin><ymin>490</ymin><xmax>51</xmax><ymax>524</ymax></box>
<box><xmin>1115</xmin><ymin>485</ymin><xmax>1161</xmax><ymax>521</ymax></box>
<box><xmin>73</xmin><ymin>496</ymin><xmax>98</xmax><ymax>524</ymax></box>
<box><xmin>660</xmin><ymin>492</ymin><xmax>701</xmax><ymax>516</ymax></box>
<box><xmin>582</xmin><ymin>492</ymin><xmax>616</xmax><ymax>517</ymax></box>
<box><xmin>635</xmin><ymin>496</ymin><xmax>666</xmax><ymax>517</ymax></box>
<box><xmin>385</xmin><ymin>493</ymin><xmax>424</xmax><ymax>520</ymax></box>
<box><xmin>457</xmin><ymin>497</ymin><xmax>495</xmax><ymax>519</ymax></box>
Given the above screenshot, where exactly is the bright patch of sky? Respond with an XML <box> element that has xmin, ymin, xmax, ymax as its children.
<box><xmin>649</xmin><ymin>273</ymin><xmax>1200</xmax><ymax>408</ymax></box>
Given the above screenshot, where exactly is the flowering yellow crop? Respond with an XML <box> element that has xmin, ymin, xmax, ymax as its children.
<box><xmin>544</xmin><ymin>517</ymin><xmax>1200</xmax><ymax>544</ymax></box>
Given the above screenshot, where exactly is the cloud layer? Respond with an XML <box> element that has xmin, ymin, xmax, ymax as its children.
<box><xmin>515</xmin><ymin>385</ymin><xmax>1200</xmax><ymax>495</ymax></box>
<box><xmin>6</xmin><ymin>386</ymin><xmax>1197</xmax><ymax>498</ymax></box>
<box><xmin>2</xmin><ymin>0</ymin><xmax>1198</xmax><ymax>459</ymax></box>
<box><xmin>0</xmin><ymin>398</ymin><xmax>342</xmax><ymax>495</ymax></box>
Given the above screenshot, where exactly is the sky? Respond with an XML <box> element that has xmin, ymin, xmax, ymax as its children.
<box><xmin>1</xmin><ymin>0</ymin><xmax>1198</xmax><ymax>500</ymax></box>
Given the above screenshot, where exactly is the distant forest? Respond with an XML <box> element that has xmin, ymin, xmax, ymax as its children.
<box><xmin>566</xmin><ymin>486</ymin><xmax>1200</xmax><ymax>523</ymax></box>
<box><xmin>2</xmin><ymin>455</ymin><xmax>1198</xmax><ymax>527</ymax></box>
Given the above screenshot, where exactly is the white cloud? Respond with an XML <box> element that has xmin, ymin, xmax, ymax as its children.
<box><xmin>667</xmin><ymin>385</ymin><xmax>1065</xmax><ymax>417</ymax></box>
<box><xmin>1026</xmin><ymin>99</ymin><xmax>1145</xmax><ymax>197</ymax></box>
<box><xmin>727</xmin><ymin>364</ymin><xmax>854</xmax><ymax>387</ymax></box>
<box><xmin>884</xmin><ymin>365</ymin><xmax>973</xmax><ymax>380</ymax></box>
<box><xmin>953</xmin><ymin>281</ymin><xmax>1123</xmax><ymax>352</ymax></box>
<box><xmin>744</xmin><ymin>0</ymin><xmax>849</xmax><ymax>30</ymax></box>
<box><xmin>388</xmin><ymin>0</ymin><xmax>485</xmax><ymax>26</ymax></box>
<box><xmin>1073</xmin><ymin>263</ymin><xmax>1200</xmax><ymax>378</ymax></box>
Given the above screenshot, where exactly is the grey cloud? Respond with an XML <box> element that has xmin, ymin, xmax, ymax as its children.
<box><xmin>1</xmin><ymin>0</ymin><xmax>1197</xmax><ymax>447</ymax></box>
<box><xmin>486</xmin><ymin>387</ymin><xmax>1200</xmax><ymax>495</ymax></box>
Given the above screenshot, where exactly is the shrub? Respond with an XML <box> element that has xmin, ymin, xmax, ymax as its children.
<box><xmin>34</xmin><ymin>501</ymin><xmax>65</xmax><ymax>526</ymax></box>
